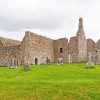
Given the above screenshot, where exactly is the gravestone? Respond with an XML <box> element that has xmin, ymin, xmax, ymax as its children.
<box><xmin>10</xmin><ymin>58</ymin><xmax>17</xmax><ymax>69</ymax></box>
<box><xmin>57</xmin><ymin>58</ymin><xmax>63</xmax><ymax>65</ymax></box>
<box><xmin>87</xmin><ymin>53</ymin><xmax>94</xmax><ymax>68</ymax></box>
<box><xmin>68</xmin><ymin>54</ymin><xmax>72</xmax><ymax>63</ymax></box>
<box><xmin>23</xmin><ymin>61</ymin><xmax>30</xmax><ymax>70</ymax></box>
<box><xmin>46</xmin><ymin>57</ymin><xmax>50</xmax><ymax>64</ymax></box>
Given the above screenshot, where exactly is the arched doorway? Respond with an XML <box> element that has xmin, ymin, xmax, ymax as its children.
<box><xmin>35</xmin><ymin>58</ymin><xmax>38</xmax><ymax>65</ymax></box>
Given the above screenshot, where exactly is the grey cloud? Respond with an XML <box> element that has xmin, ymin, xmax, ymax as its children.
<box><xmin>0</xmin><ymin>10</ymin><xmax>67</xmax><ymax>31</ymax></box>
<box><xmin>0</xmin><ymin>0</ymin><xmax>70</xmax><ymax>31</ymax></box>
<box><xmin>0</xmin><ymin>0</ymin><xmax>99</xmax><ymax>42</ymax></box>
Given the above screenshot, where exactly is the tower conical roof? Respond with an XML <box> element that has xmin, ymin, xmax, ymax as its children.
<box><xmin>77</xmin><ymin>17</ymin><xmax>85</xmax><ymax>35</ymax></box>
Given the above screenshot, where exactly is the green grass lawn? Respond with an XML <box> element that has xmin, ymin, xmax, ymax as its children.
<box><xmin>0</xmin><ymin>62</ymin><xmax>100</xmax><ymax>100</ymax></box>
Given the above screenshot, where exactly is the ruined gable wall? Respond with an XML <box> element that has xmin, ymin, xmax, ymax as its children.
<box><xmin>21</xmin><ymin>31</ymin><xmax>54</xmax><ymax>64</ymax></box>
<box><xmin>18</xmin><ymin>36</ymin><xmax>26</xmax><ymax>65</ymax></box>
<box><xmin>0</xmin><ymin>40</ymin><xmax>3</xmax><ymax>46</ymax></box>
<box><xmin>87</xmin><ymin>39</ymin><xmax>95</xmax><ymax>53</ymax></box>
<box><xmin>69</xmin><ymin>36</ymin><xmax>78</xmax><ymax>62</ymax></box>
<box><xmin>53</xmin><ymin>38</ymin><xmax>68</xmax><ymax>62</ymax></box>
<box><xmin>0</xmin><ymin>46</ymin><xmax>20</xmax><ymax>66</ymax></box>
<box><xmin>0</xmin><ymin>37</ymin><xmax>21</xmax><ymax>66</ymax></box>
<box><xmin>95</xmin><ymin>39</ymin><xmax>100</xmax><ymax>64</ymax></box>
<box><xmin>95</xmin><ymin>39</ymin><xmax>100</xmax><ymax>50</ymax></box>
<box><xmin>0</xmin><ymin>37</ymin><xmax>20</xmax><ymax>47</ymax></box>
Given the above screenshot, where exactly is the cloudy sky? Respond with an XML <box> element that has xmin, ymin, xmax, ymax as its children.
<box><xmin>0</xmin><ymin>0</ymin><xmax>100</xmax><ymax>42</ymax></box>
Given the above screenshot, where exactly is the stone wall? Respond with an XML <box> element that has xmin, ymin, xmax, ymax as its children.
<box><xmin>95</xmin><ymin>39</ymin><xmax>100</xmax><ymax>51</ymax></box>
<box><xmin>0</xmin><ymin>37</ymin><xmax>21</xmax><ymax>66</ymax></box>
<box><xmin>0</xmin><ymin>31</ymin><xmax>59</xmax><ymax>66</ymax></box>
<box><xmin>0</xmin><ymin>46</ymin><xmax>3</xmax><ymax>65</ymax></box>
<box><xmin>95</xmin><ymin>39</ymin><xmax>100</xmax><ymax>64</ymax></box>
<box><xmin>0</xmin><ymin>18</ymin><xmax>100</xmax><ymax>66</ymax></box>
<box><xmin>53</xmin><ymin>38</ymin><xmax>68</xmax><ymax>62</ymax></box>
<box><xmin>21</xmin><ymin>31</ymin><xmax>54</xmax><ymax>64</ymax></box>
<box><xmin>69</xmin><ymin>36</ymin><xmax>78</xmax><ymax>62</ymax></box>
<box><xmin>0</xmin><ymin>40</ymin><xmax>3</xmax><ymax>46</ymax></box>
<box><xmin>0</xmin><ymin>37</ymin><xmax>20</xmax><ymax>47</ymax></box>
<box><xmin>0</xmin><ymin>46</ymin><xmax>20</xmax><ymax>66</ymax></box>
<box><xmin>87</xmin><ymin>39</ymin><xmax>95</xmax><ymax>53</ymax></box>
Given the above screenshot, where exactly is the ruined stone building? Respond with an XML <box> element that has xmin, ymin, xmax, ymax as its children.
<box><xmin>0</xmin><ymin>18</ymin><xmax>100</xmax><ymax>66</ymax></box>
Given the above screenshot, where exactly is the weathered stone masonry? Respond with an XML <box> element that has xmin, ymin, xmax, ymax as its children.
<box><xmin>0</xmin><ymin>18</ymin><xmax>100</xmax><ymax>66</ymax></box>
<box><xmin>21</xmin><ymin>31</ymin><xmax>54</xmax><ymax>64</ymax></box>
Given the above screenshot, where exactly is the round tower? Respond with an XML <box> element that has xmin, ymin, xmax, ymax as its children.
<box><xmin>77</xmin><ymin>17</ymin><xmax>87</xmax><ymax>61</ymax></box>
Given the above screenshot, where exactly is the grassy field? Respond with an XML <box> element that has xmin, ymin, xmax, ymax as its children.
<box><xmin>0</xmin><ymin>62</ymin><xmax>100</xmax><ymax>100</ymax></box>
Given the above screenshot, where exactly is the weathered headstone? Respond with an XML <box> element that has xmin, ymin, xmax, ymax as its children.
<box><xmin>23</xmin><ymin>62</ymin><xmax>30</xmax><ymax>70</ymax></box>
<box><xmin>10</xmin><ymin>58</ymin><xmax>17</xmax><ymax>69</ymax></box>
<box><xmin>87</xmin><ymin>53</ymin><xmax>94</xmax><ymax>68</ymax></box>
<box><xmin>68</xmin><ymin>54</ymin><xmax>72</xmax><ymax>63</ymax></box>
<box><xmin>46</xmin><ymin>57</ymin><xmax>50</xmax><ymax>64</ymax></box>
<box><xmin>57</xmin><ymin>58</ymin><xmax>63</xmax><ymax>65</ymax></box>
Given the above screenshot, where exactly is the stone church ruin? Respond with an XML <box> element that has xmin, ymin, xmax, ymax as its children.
<box><xmin>0</xmin><ymin>18</ymin><xmax>100</xmax><ymax>66</ymax></box>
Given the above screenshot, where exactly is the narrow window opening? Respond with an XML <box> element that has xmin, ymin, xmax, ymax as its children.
<box><xmin>60</xmin><ymin>48</ymin><xmax>63</xmax><ymax>53</ymax></box>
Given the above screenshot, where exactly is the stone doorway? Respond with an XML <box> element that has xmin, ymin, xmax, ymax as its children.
<box><xmin>35</xmin><ymin>58</ymin><xmax>38</xmax><ymax>65</ymax></box>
